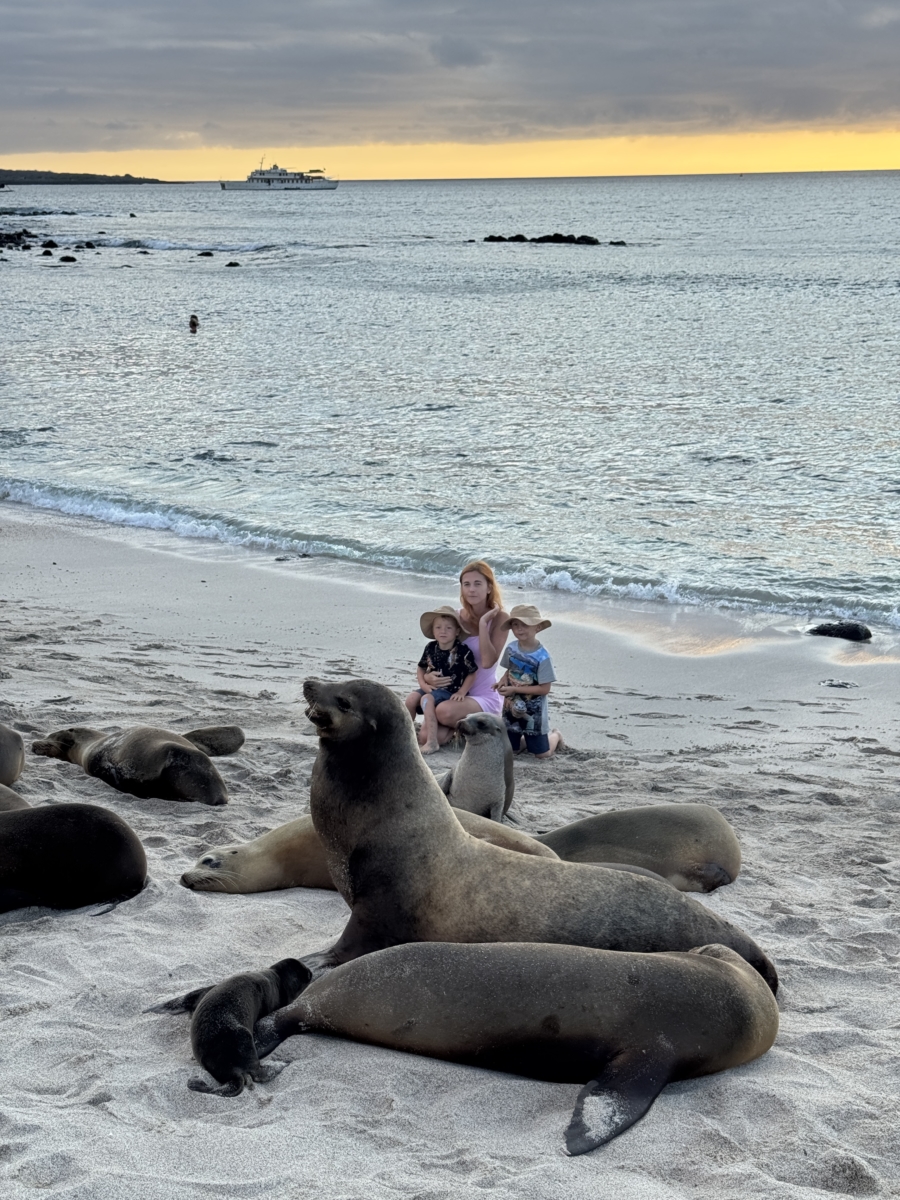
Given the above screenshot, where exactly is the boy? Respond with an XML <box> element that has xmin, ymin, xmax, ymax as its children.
<box><xmin>496</xmin><ymin>604</ymin><xmax>563</xmax><ymax>758</ymax></box>
<box><xmin>405</xmin><ymin>606</ymin><xmax>478</xmax><ymax>754</ymax></box>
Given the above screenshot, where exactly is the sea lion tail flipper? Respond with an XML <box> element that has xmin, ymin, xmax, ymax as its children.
<box><xmin>145</xmin><ymin>985</ymin><xmax>213</xmax><ymax>1015</ymax></box>
<box><xmin>184</xmin><ymin>726</ymin><xmax>246</xmax><ymax>757</ymax></box>
<box><xmin>564</xmin><ymin>1049</ymin><xmax>672</xmax><ymax>1155</ymax></box>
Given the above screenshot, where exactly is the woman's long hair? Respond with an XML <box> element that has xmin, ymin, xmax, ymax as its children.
<box><xmin>458</xmin><ymin>560</ymin><xmax>504</xmax><ymax>629</ymax></box>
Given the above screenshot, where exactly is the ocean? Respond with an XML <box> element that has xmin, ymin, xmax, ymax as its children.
<box><xmin>2</xmin><ymin>172</ymin><xmax>898</xmax><ymax>627</ymax></box>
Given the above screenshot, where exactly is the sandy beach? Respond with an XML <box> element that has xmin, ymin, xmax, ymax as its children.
<box><xmin>1</xmin><ymin>501</ymin><xmax>898</xmax><ymax>1200</ymax></box>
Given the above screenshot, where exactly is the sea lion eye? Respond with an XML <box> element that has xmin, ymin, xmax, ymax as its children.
<box><xmin>336</xmin><ymin>697</ymin><xmax>352</xmax><ymax>713</ymax></box>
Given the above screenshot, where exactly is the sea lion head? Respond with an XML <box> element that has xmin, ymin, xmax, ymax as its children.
<box><xmin>458</xmin><ymin>712</ymin><xmax>506</xmax><ymax>745</ymax></box>
<box><xmin>31</xmin><ymin>727</ymin><xmax>97</xmax><ymax>760</ymax></box>
<box><xmin>303</xmin><ymin>678</ymin><xmax>406</xmax><ymax>742</ymax></box>
<box><xmin>181</xmin><ymin>846</ymin><xmax>243</xmax><ymax>892</ymax></box>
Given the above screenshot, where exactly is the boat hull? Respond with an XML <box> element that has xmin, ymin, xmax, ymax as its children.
<box><xmin>220</xmin><ymin>180</ymin><xmax>338</xmax><ymax>190</ymax></box>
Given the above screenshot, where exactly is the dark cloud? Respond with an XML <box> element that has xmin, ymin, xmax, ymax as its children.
<box><xmin>2</xmin><ymin>0</ymin><xmax>900</xmax><ymax>152</ymax></box>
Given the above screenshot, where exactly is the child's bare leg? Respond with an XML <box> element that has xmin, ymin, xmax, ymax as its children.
<box><xmin>404</xmin><ymin>692</ymin><xmax>421</xmax><ymax>721</ymax></box>
<box><xmin>535</xmin><ymin>729</ymin><xmax>564</xmax><ymax>759</ymax></box>
<box><xmin>420</xmin><ymin>697</ymin><xmax>440</xmax><ymax>754</ymax></box>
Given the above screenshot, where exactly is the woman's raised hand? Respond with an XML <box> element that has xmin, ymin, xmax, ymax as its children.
<box><xmin>481</xmin><ymin>605</ymin><xmax>500</xmax><ymax>626</ymax></box>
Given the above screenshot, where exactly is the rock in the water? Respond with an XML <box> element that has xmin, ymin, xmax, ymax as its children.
<box><xmin>609</xmin><ymin>239</ymin><xmax>627</xmax><ymax>246</ymax></box>
<box><xmin>809</xmin><ymin>622</ymin><xmax>872</xmax><ymax>642</ymax></box>
<box><xmin>59</xmin><ymin>255</ymin><xmax>77</xmax><ymax>263</ymax></box>
<box><xmin>41</xmin><ymin>239</ymin><xmax>58</xmax><ymax>248</ymax></box>
<box><xmin>198</xmin><ymin>251</ymin><xmax>214</xmax><ymax>257</ymax></box>
<box><xmin>41</xmin><ymin>249</ymin><xmax>53</xmax><ymax>256</ymax></box>
<box><xmin>226</xmin><ymin>261</ymin><xmax>240</xmax><ymax>267</ymax></box>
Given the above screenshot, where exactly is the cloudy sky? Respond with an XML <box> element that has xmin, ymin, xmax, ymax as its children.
<box><xmin>3</xmin><ymin>0</ymin><xmax>900</xmax><ymax>155</ymax></box>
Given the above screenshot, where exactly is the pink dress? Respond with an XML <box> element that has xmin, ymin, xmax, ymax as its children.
<box><xmin>460</xmin><ymin>612</ymin><xmax>503</xmax><ymax>716</ymax></box>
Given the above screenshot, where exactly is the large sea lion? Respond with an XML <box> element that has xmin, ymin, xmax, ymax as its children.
<box><xmin>0</xmin><ymin>722</ymin><xmax>25</xmax><ymax>787</ymax></box>
<box><xmin>148</xmin><ymin>958</ymin><xmax>309</xmax><ymax>1096</ymax></box>
<box><xmin>31</xmin><ymin>724</ymin><xmax>244</xmax><ymax>806</ymax></box>
<box><xmin>438</xmin><ymin>712</ymin><xmax>514</xmax><ymax>822</ymax></box>
<box><xmin>0</xmin><ymin>783</ymin><xmax>29</xmax><ymax>812</ymax></box>
<box><xmin>0</xmin><ymin>803</ymin><xmax>147</xmax><ymax>912</ymax></box>
<box><xmin>296</xmin><ymin>679</ymin><xmax>777</xmax><ymax>989</ymax></box>
<box><xmin>180</xmin><ymin>807</ymin><xmax>558</xmax><ymax>894</ymax></box>
<box><xmin>255</xmin><ymin>941</ymin><xmax>779</xmax><ymax>1154</ymax></box>
<box><xmin>537</xmin><ymin>804</ymin><xmax>742</xmax><ymax>892</ymax></box>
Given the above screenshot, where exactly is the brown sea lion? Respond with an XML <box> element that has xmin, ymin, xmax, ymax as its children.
<box><xmin>537</xmin><ymin>803</ymin><xmax>742</xmax><ymax>892</ymax></box>
<box><xmin>0</xmin><ymin>722</ymin><xmax>25</xmax><ymax>788</ymax></box>
<box><xmin>254</xmin><ymin>941</ymin><xmax>779</xmax><ymax>1153</ymax></box>
<box><xmin>438</xmin><ymin>712</ymin><xmax>514</xmax><ymax>822</ymax></box>
<box><xmin>148</xmin><ymin>958</ymin><xmax>309</xmax><ymax>1096</ymax></box>
<box><xmin>294</xmin><ymin>679</ymin><xmax>776</xmax><ymax>990</ymax></box>
<box><xmin>31</xmin><ymin>725</ymin><xmax>243</xmax><ymax>806</ymax></box>
<box><xmin>180</xmin><ymin>806</ymin><xmax>557</xmax><ymax>894</ymax></box>
<box><xmin>0</xmin><ymin>803</ymin><xmax>147</xmax><ymax>912</ymax></box>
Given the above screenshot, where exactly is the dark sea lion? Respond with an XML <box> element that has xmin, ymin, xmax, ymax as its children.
<box><xmin>0</xmin><ymin>783</ymin><xmax>29</xmax><ymax>811</ymax></box>
<box><xmin>181</xmin><ymin>806</ymin><xmax>558</xmax><ymax>893</ymax></box>
<box><xmin>297</xmin><ymin>679</ymin><xmax>777</xmax><ymax>990</ymax></box>
<box><xmin>148</xmin><ymin>958</ymin><xmax>310</xmax><ymax>1096</ymax></box>
<box><xmin>537</xmin><ymin>804</ymin><xmax>741</xmax><ymax>892</ymax></box>
<box><xmin>31</xmin><ymin>724</ymin><xmax>242</xmax><ymax>805</ymax></box>
<box><xmin>255</xmin><ymin>940</ymin><xmax>778</xmax><ymax>1153</ymax></box>
<box><xmin>0</xmin><ymin>803</ymin><xmax>147</xmax><ymax>912</ymax></box>
<box><xmin>0</xmin><ymin>722</ymin><xmax>25</xmax><ymax>787</ymax></box>
<box><xmin>438</xmin><ymin>712</ymin><xmax>514</xmax><ymax>822</ymax></box>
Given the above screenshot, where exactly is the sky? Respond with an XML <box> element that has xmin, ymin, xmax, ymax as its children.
<box><xmin>2</xmin><ymin>0</ymin><xmax>900</xmax><ymax>178</ymax></box>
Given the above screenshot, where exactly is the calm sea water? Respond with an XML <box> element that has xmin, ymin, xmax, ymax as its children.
<box><xmin>1</xmin><ymin>174</ymin><xmax>898</xmax><ymax>626</ymax></box>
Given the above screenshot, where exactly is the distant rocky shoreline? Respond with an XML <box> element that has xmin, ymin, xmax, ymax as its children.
<box><xmin>0</xmin><ymin>169</ymin><xmax>164</xmax><ymax>185</ymax></box>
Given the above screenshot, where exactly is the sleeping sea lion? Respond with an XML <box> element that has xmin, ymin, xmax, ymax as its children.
<box><xmin>537</xmin><ymin>804</ymin><xmax>741</xmax><ymax>892</ymax></box>
<box><xmin>0</xmin><ymin>722</ymin><xmax>25</xmax><ymax>787</ymax></box>
<box><xmin>0</xmin><ymin>803</ymin><xmax>147</xmax><ymax>912</ymax></box>
<box><xmin>181</xmin><ymin>805</ymin><xmax>557</xmax><ymax>893</ymax></box>
<box><xmin>293</xmin><ymin>679</ymin><xmax>777</xmax><ymax>989</ymax></box>
<box><xmin>148</xmin><ymin>958</ymin><xmax>309</xmax><ymax>1096</ymax></box>
<box><xmin>438</xmin><ymin>712</ymin><xmax>514</xmax><ymax>822</ymax></box>
<box><xmin>31</xmin><ymin>724</ymin><xmax>243</xmax><ymax>806</ymax></box>
<box><xmin>255</xmin><ymin>941</ymin><xmax>778</xmax><ymax>1153</ymax></box>
<box><xmin>0</xmin><ymin>783</ymin><xmax>29</xmax><ymax>812</ymax></box>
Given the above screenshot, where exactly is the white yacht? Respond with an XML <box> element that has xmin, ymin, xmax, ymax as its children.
<box><xmin>220</xmin><ymin>164</ymin><xmax>338</xmax><ymax>191</ymax></box>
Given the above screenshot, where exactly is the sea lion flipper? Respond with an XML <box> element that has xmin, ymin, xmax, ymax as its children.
<box><xmin>564</xmin><ymin>1050</ymin><xmax>673</xmax><ymax>1155</ymax></box>
<box><xmin>187</xmin><ymin>1074</ymin><xmax>247</xmax><ymax>1097</ymax></box>
<box><xmin>437</xmin><ymin>769</ymin><xmax>453</xmax><ymax>797</ymax></box>
<box><xmin>145</xmin><ymin>985</ymin><xmax>213</xmax><ymax>1015</ymax></box>
<box><xmin>183</xmin><ymin>726</ymin><xmax>245</xmax><ymax>757</ymax></box>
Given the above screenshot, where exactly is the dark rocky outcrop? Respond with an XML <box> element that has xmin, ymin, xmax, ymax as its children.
<box><xmin>41</xmin><ymin>239</ymin><xmax>58</xmax><ymax>249</ymax></box>
<box><xmin>484</xmin><ymin>232</ymin><xmax>607</xmax><ymax>246</ymax></box>
<box><xmin>226</xmin><ymin>261</ymin><xmax>240</xmax><ymax>267</ymax></box>
<box><xmin>59</xmin><ymin>255</ymin><xmax>77</xmax><ymax>263</ymax></box>
<box><xmin>809</xmin><ymin>622</ymin><xmax>872</xmax><ymax>642</ymax></box>
<box><xmin>198</xmin><ymin>251</ymin><xmax>214</xmax><ymax>257</ymax></box>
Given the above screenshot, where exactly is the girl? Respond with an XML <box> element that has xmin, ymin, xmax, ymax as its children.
<box><xmin>423</xmin><ymin>560</ymin><xmax>510</xmax><ymax>745</ymax></box>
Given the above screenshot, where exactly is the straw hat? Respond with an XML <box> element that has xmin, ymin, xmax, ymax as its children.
<box><xmin>420</xmin><ymin>605</ymin><xmax>463</xmax><ymax>639</ymax></box>
<box><xmin>500</xmin><ymin>604</ymin><xmax>552</xmax><ymax>633</ymax></box>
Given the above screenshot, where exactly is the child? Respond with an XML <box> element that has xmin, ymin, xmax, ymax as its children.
<box><xmin>495</xmin><ymin>604</ymin><xmax>563</xmax><ymax>758</ymax></box>
<box><xmin>405</xmin><ymin>606</ymin><xmax>478</xmax><ymax>754</ymax></box>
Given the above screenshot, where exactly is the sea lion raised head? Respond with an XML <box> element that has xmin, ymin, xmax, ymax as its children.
<box><xmin>304</xmin><ymin>677</ymin><xmax>396</xmax><ymax>741</ymax></box>
<box><xmin>32</xmin><ymin>726</ymin><xmax>99</xmax><ymax>764</ymax></box>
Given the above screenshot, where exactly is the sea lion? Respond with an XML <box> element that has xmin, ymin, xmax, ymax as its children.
<box><xmin>255</xmin><ymin>940</ymin><xmax>779</xmax><ymax>1153</ymax></box>
<box><xmin>438</xmin><ymin>712</ymin><xmax>514</xmax><ymax>822</ymax></box>
<box><xmin>537</xmin><ymin>804</ymin><xmax>741</xmax><ymax>892</ymax></box>
<box><xmin>148</xmin><ymin>958</ymin><xmax>309</xmax><ymax>1096</ymax></box>
<box><xmin>0</xmin><ymin>722</ymin><xmax>25</xmax><ymax>787</ymax></box>
<box><xmin>0</xmin><ymin>783</ymin><xmax>29</xmax><ymax>812</ymax></box>
<box><xmin>31</xmin><ymin>724</ymin><xmax>243</xmax><ymax>806</ymax></box>
<box><xmin>180</xmin><ymin>806</ymin><xmax>558</xmax><ymax>894</ymax></box>
<box><xmin>0</xmin><ymin>803</ymin><xmax>147</xmax><ymax>912</ymax></box>
<box><xmin>296</xmin><ymin>679</ymin><xmax>777</xmax><ymax>990</ymax></box>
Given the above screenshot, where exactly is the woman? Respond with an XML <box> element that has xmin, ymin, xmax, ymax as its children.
<box><xmin>425</xmin><ymin>560</ymin><xmax>510</xmax><ymax>745</ymax></box>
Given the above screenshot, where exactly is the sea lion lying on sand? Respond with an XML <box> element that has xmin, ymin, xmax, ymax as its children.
<box><xmin>0</xmin><ymin>803</ymin><xmax>147</xmax><ymax>912</ymax></box>
<box><xmin>32</xmin><ymin>724</ymin><xmax>244</xmax><ymax>805</ymax></box>
<box><xmin>0</xmin><ymin>783</ymin><xmax>29</xmax><ymax>812</ymax></box>
<box><xmin>181</xmin><ymin>806</ymin><xmax>557</xmax><ymax>893</ymax></box>
<box><xmin>0</xmin><ymin>722</ymin><xmax>25</xmax><ymax>787</ymax></box>
<box><xmin>148</xmin><ymin>958</ymin><xmax>309</xmax><ymax>1096</ymax></box>
<box><xmin>438</xmin><ymin>712</ymin><xmax>514</xmax><ymax>822</ymax></box>
<box><xmin>293</xmin><ymin>679</ymin><xmax>776</xmax><ymax>990</ymax></box>
<box><xmin>254</xmin><ymin>940</ymin><xmax>779</xmax><ymax>1154</ymax></box>
<box><xmin>537</xmin><ymin>803</ymin><xmax>742</xmax><ymax>892</ymax></box>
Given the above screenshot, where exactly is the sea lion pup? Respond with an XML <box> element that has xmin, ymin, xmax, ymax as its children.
<box><xmin>297</xmin><ymin>679</ymin><xmax>777</xmax><ymax>991</ymax></box>
<box><xmin>0</xmin><ymin>783</ymin><xmax>29</xmax><ymax>811</ymax></box>
<box><xmin>0</xmin><ymin>803</ymin><xmax>147</xmax><ymax>912</ymax></box>
<box><xmin>181</xmin><ymin>807</ymin><xmax>557</xmax><ymax>893</ymax></box>
<box><xmin>537</xmin><ymin>804</ymin><xmax>742</xmax><ymax>893</ymax></box>
<box><xmin>438</xmin><ymin>712</ymin><xmax>514</xmax><ymax>822</ymax></box>
<box><xmin>255</xmin><ymin>941</ymin><xmax>779</xmax><ymax>1153</ymax></box>
<box><xmin>0</xmin><ymin>722</ymin><xmax>25</xmax><ymax>787</ymax></box>
<box><xmin>148</xmin><ymin>959</ymin><xmax>310</xmax><ymax>1096</ymax></box>
<box><xmin>31</xmin><ymin>724</ymin><xmax>243</xmax><ymax>806</ymax></box>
